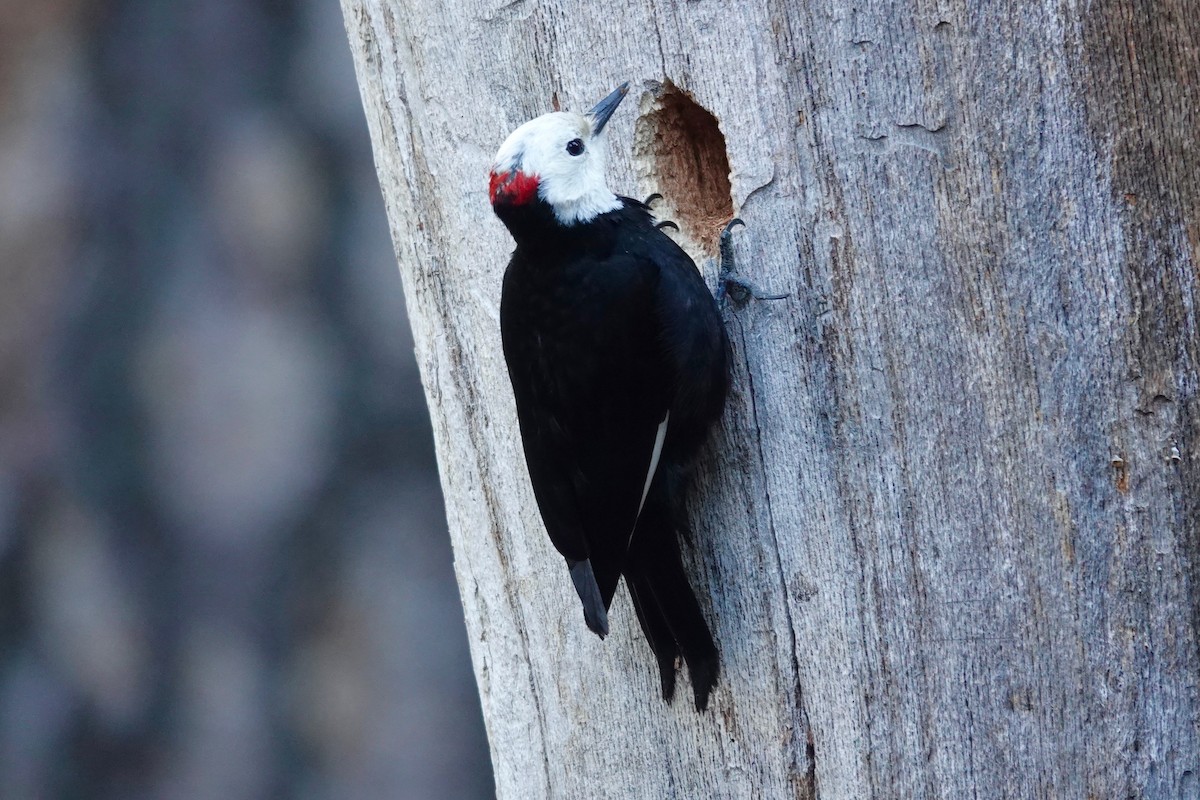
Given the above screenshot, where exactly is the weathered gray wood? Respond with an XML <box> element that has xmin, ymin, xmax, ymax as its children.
<box><xmin>340</xmin><ymin>0</ymin><xmax>1200</xmax><ymax>796</ymax></box>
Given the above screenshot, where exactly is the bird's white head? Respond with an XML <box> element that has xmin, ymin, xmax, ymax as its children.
<box><xmin>489</xmin><ymin>83</ymin><xmax>628</xmax><ymax>226</ymax></box>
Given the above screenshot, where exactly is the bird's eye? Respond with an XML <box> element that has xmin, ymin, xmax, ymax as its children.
<box><xmin>566</xmin><ymin>138</ymin><xmax>585</xmax><ymax>156</ymax></box>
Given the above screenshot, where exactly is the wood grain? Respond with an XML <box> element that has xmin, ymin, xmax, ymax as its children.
<box><xmin>340</xmin><ymin>0</ymin><xmax>1200</xmax><ymax>796</ymax></box>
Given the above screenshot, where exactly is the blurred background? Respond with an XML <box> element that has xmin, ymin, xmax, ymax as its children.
<box><xmin>0</xmin><ymin>1</ymin><xmax>493</xmax><ymax>798</ymax></box>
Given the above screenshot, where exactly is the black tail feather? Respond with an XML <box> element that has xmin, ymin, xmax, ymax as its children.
<box><xmin>568</xmin><ymin>558</ymin><xmax>609</xmax><ymax>638</ymax></box>
<box><xmin>625</xmin><ymin>475</ymin><xmax>719</xmax><ymax>711</ymax></box>
<box><xmin>627</xmin><ymin>569</ymin><xmax>679</xmax><ymax>702</ymax></box>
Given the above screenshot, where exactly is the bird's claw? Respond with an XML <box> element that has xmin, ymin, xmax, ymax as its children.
<box><xmin>718</xmin><ymin>218</ymin><xmax>745</xmax><ymax>289</ymax></box>
<box><xmin>721</xmin><ymin>276</ymin><xmax>790</xmax><ymax>306</ymax></box>
<box><xmin>717</xmin><ymin>218</ymin><xmax>789</xmax><ymax>309</ymax></box>
<box><xmin>645</xmin><ymin>194</ymin><xmax>680</xmax><ymax>234</ymax></box>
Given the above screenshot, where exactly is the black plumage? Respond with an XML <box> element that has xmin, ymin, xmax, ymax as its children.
<box><xmin>494</xmin><ymin>194</ymin><xmax>729</xmax><ymax>711</ymax></box>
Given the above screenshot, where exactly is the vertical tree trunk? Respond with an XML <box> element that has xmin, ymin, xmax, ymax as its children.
<box><xmin>340</xmin><ymin>0</ymin><xmax>1199</xmax><ymax>796</ymax></box>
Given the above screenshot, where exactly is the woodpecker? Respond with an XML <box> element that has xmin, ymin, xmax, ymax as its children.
<box><xmin>489</xmin><ymin>83</ymin><xmax>728</xmax><ymax>711</ymax></box>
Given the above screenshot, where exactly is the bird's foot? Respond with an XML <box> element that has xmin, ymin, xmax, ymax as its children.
<box><xmin>717</xmin><ymin>218</ymin><xmax>790</xmax><ymax>309</ymax></box>
<box><xmin>645</xmin><ymin>194</ymin><xmax>681</xmax><ymax>233</ymax></box>
<box><xmin>722</xmin><ymin>277</ymin><xmax>790</xmax><ymax>307</ymax></box>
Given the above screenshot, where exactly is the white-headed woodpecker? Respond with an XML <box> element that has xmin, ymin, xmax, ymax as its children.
<box><xmin>489</xmin><ymin>83</ymin><xmax>728</xmax><ymax>711</ymax></box>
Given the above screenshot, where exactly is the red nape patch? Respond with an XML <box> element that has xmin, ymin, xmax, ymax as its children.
<box><xmin>489</xmin><ymin>169</ymin><xmax>540</xmax><ymax>206</ymax></box>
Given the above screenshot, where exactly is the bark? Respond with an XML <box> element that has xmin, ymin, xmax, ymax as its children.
<box><xmin>340</xmin><ymin>0</ymin><xmax>1200</xmax><ymax>796</ymax></box>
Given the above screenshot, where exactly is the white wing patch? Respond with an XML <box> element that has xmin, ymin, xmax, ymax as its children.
<box><xmin>638</xmin><ymin>412</ymin><xmax>670</xmax><ymax>516</ymax></box>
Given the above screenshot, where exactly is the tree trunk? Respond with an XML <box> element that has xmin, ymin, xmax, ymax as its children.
<box><xmin>340</xmin><ymin>0</ymin><xmax>1200</xmax><ymax>796</ymax></box>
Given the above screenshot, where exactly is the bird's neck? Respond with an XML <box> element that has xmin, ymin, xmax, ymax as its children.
<box><xmin>495</xmin><ymin>196</ymin><xmax>622</xmax><ymax>252</ymax></box>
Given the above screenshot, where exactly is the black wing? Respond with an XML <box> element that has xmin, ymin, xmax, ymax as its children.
<box><xmin>621</xmin><ymin>200</ymin><xmax>730</xmax><ymax>459</ymax></box>
<box><xmin>500</xmin><ymin>243</ymin><xmax>671</xmax><ymax>633</ymax></box>
<box><xmin>616</xmin><ymin>200</ymin><xmax>729</xmax><ymax>709</ymax></box>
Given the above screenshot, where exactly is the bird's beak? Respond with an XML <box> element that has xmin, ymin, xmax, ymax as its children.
<box><xmin>588</xmin><ymin>82</ymin><xmax>629</xmax><ymax>136</ymax></box>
